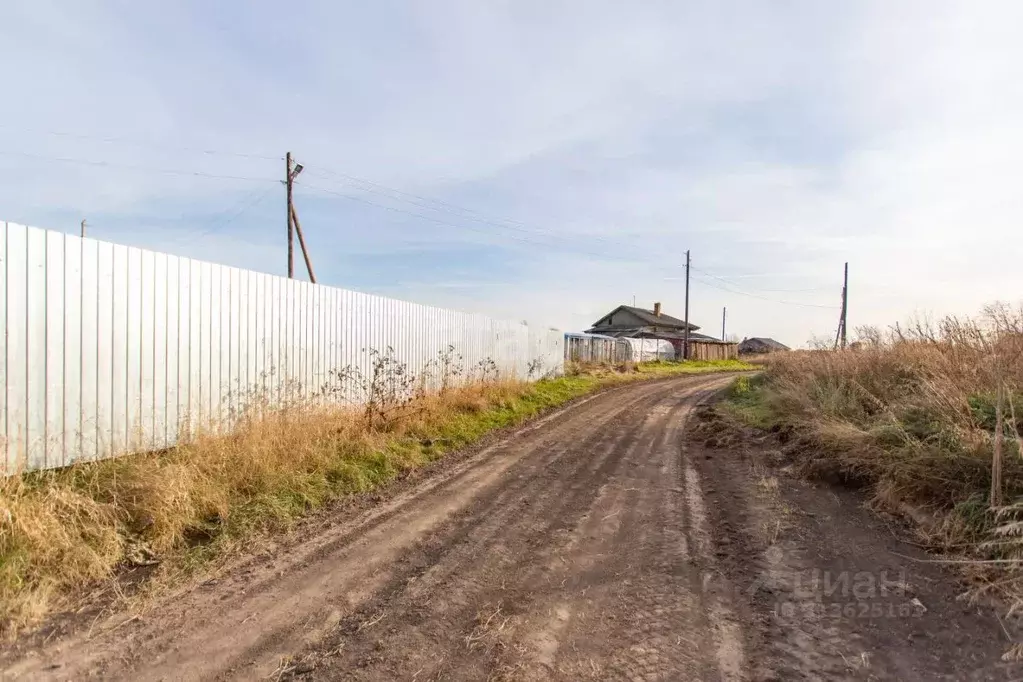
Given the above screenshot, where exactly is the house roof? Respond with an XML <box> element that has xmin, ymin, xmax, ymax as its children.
<box><xmin>740</xmin><ymin>337</ymin><xmax>790</xmax><ymax>350</ymax></box>
<box><xmin>581</xmin><ymin>327</ymin><xmax>730</xmax><ymax>343</ymax></box>
<box><xmin>592</xmin><ymin>305</ymin><xmax>700</xmax><ymax>331</ymax></box>
<box><xmin>564</xmin><ymin>332</ymin><xmax>620</xmax><ymax>340</ymax></box>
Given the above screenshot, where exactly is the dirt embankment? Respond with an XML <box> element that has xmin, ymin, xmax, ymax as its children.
<box><xmin>3</xmin><ymin>375</ymin><xmax>1019</xmax><ymax>680</ymax></box>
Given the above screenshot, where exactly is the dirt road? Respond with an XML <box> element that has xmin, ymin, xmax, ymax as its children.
<box><xmin>5</xmin><ymin>375</ymin><xmax>1020</xmax><ymax>680</ymax></box>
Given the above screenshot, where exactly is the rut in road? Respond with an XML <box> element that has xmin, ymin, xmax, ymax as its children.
<box><xmin>5</xmin><ymin>375</ymin><xmax>736</xmax><ymax>681</ymax></box>
<box><xmin>301</xmin><ymin>376</ymin><xmax>744</xmax><ymax>681</ymax></box>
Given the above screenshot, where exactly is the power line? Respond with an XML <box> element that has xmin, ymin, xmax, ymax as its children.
<box><xmin>732</xmin><ymin>285</ymin><xmax>825</xmax><ymax>293</ymax></box>
<box><xmin>7</xmin><ymin>142</ymin><xmax>837</xmax><ymax>305</ymax></box>
<box><xmin>0</xmin><ymin>124</ymin><xmax>282</xmax><ymax>161</ymax></box>
<box><xmin>311</xmin><ymin>166</ymin><xmax>843</xmax><ymax>301</ymax></box>
<box><xmin>82</xmin><ymin>186</ymin><xmax>277</xmax><ymax>247</ymax></box>
<box><xmin>3</xmin><ymin>126</ymin><xmax>632</xmax><ymax>251</ymax></box>
<box><xmin>690</xmin><ymin>264</ymin><xmax>839</xmax><ymax>308</ymax></box>
<box><xmin>0</xmin><ymin>132</ymin><xmax>838</xmax><ymax>300</ymax></box>
<box><xmin>694</xmin><ymin>270</ymin><xmax>827</xmax><ymax>292</ymax></box>
<box><xmin>690</xmin><ymin>274</ymin><xmax>840</xmax><ymax>309</ymax></box>
<box><xmin>296</xmin><ymin>181</ymin><xmax>541</xmax><ymax>247</ymax></box>
<box><xmin>0</xmin><ymin>149</ymin><xmax>277</xmax><ymax>182</ymax></box>
<box><xmin>194</xmin><ymin>185</ymin><xmax>277</xmax><ymax>239</ymax></box>
<box><xmin>1</xmin><ymin>141</ymin><xmax>840</xmax><ymax>305</ymax></box>
<box><xmin>295</xmin><ymin>180</ymin><xmax>680</xmax><ymax>268</ymax></box>
<box><xmin>0</xmin><ymin>150</ymin><xmax>278</xmax><ymax>182</ymax></box>
<box><xmin>299</xmin><ymin>175</ymin><xmax>843</xmax><ymax>309</ymax></box>
<box><xmin>696</xmin><ymin>271</ymin><xmax>826</xmax><ymax>292</ymax></box>
<box><xmin>305</xmin><ymin>167</ymin><xmax>642</xmax><ymax>253</ymax></box>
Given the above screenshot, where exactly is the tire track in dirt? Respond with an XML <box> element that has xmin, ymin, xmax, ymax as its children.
<box><xmin>208</xmin><ymin>381</ymin><xmax>676</xmax><ymax>677</ymax></box>
<box><xmin>298</xmin><ymin>379</ymin><xmax>726</xmax><ymax>681</ymax></box>
<box><xmin>286</xmin><ymin>377</ymin><xmax>737</xmax><ymax>681</ymax></box>
<box><xmin>3</xmin><ymin>375</ymin><xmax>734</xmax><ymax>681</ymax></box>
<box><xmin>542</xmin><ymin>388</ymin><xmax>719</xmax><ymax>681</ymax></box>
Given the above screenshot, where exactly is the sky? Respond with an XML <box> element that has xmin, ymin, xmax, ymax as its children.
<box><xmin>2</xmin><ymin>1</ymin><xmax>1021</xmax><ymax>348</ymax></box>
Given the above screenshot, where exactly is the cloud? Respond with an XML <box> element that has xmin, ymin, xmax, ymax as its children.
<box><xmin>1</xmin><ymin>1</ymin><xmax>1021</xmax><ymax>347</ymax></box>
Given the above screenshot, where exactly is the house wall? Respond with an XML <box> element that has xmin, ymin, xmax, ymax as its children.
<box><xmin>591</xmin><ymin>308</ymin><xmax>648</xmax><ymax>330</ymax></box>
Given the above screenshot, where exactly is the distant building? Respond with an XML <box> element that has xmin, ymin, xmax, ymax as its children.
<box><xmin>738</xmin><ymin>337</ymin><xmax>790</xmax><ymax>355</ymax></box>
<box><xmin>586</xmin><ymin>303</ymin><xmax>737</xmax><ymax>360</ymax></box>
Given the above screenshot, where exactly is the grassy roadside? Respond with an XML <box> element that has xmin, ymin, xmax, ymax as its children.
<box><xmin>716</xmin><ymin>307</ymin><xmax>1023</xmax><ymax>615</ymax></box>
<box><xmin>0</xmin><ymin>358</ymin><xmax>750</xmax><ymax>637</ymax></box>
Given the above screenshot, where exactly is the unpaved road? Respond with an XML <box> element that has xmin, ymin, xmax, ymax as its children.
<box><xmin>5</xmin><ymin>375</ymin><xmax>1021</xmax><ymax>680</ymax></box>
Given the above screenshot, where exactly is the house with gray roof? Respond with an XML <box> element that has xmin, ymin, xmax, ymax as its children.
<box><xmin>585</xmin><ymin>302</ymin><xmax>736</xmax><ymax>360</ymax></box>
<box><xmin>738</xmin><ymin>337</ymin><xmax>790</xmax><ymax>354</ymax></box>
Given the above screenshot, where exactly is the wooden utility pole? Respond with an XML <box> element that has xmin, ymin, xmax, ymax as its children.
<box><xmin>80</xmin><ymin>219</ymin><xmax>86</xmax><ymax>238</ymax></box>
<box><xmin>721</xmin><ymin>306</ymin><xmax>726</xmax><ymax>342</ymax></box>
<box><xmin>840</xmin><ymin>262</ymin><xmax>849</xmax><ymax>349</ymax></box>
<box><xmin>284</xmin><ymin>154</ymin><xmax>314</xmax><ymax>282</ymax></box>
<box><xmin>286</xmin><ymin>152</ymin><xmax>295</xmax><ymax>278</ymax></box>
<box><xmin>683</xmin><ymin>250</ymin><xmax>691</xmax><ymax>360</ymax></box>
<box><xmin>834</xmin><ymin>262</ymin><xmax>850</xmax><ymax>350</ymax></box>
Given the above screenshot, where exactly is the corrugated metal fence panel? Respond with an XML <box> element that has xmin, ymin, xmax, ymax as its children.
<box><xmin>1</xmin><ymin>222</ymin><xmax>564</xmax><ymax>473</ymax></box>
<box><xmin>564</xmin><ymin>334</ymin><xmax>631</xmax><ymax>365</ymax></box>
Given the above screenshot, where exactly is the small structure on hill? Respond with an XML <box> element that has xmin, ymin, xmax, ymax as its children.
<box><xmin>738</xmin><ymin>337</ymin><xmax>790</xmax><ymax>355</ymax></box>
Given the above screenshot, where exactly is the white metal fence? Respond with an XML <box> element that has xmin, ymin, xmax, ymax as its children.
<box><xmin>564</xmin><ymin>333</ymin><xmax>631</xmax><ymax>364</ymax></box>
<box><xmin>0</xmin><ymin>222</ymin><xmax>564</xmax><ymax>473</ymax></box>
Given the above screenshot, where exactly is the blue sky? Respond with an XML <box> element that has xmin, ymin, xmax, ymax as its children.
<box><xmin>2</xmin><ymin>1</ymin><xmax>1022</xmax><ymax>347</ymax></box>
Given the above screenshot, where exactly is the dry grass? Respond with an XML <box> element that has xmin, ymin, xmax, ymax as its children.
<box><xmin>723</xmin><ymin>302</ymin><xmax>1023</xmax><ymax>608</ymax></box>
<box><xmin>0</xmin><ymin>379</ymin><xmax>538</xmax><ymax>637</ymax></box>
<box><xmin>0</xmin><ymin>356</ymin><xmax>749</xmax><ymax>637</ymax></box>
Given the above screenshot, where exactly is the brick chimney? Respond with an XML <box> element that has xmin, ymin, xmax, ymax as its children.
<box><xmin>653</xmin><ymin>302</ymin><xmax>662</xmax><ymax>317</ymax></box>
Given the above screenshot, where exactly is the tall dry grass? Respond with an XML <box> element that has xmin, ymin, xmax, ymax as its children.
<box><xmin>739</xmin><ymin>303</ymin><xmax>1023</xmax><ymax>609</ymax></box>
<box><xmin>0</xmin><ymin>347</ymin><xmax>538</xmax><ymax>637</ymax></box>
